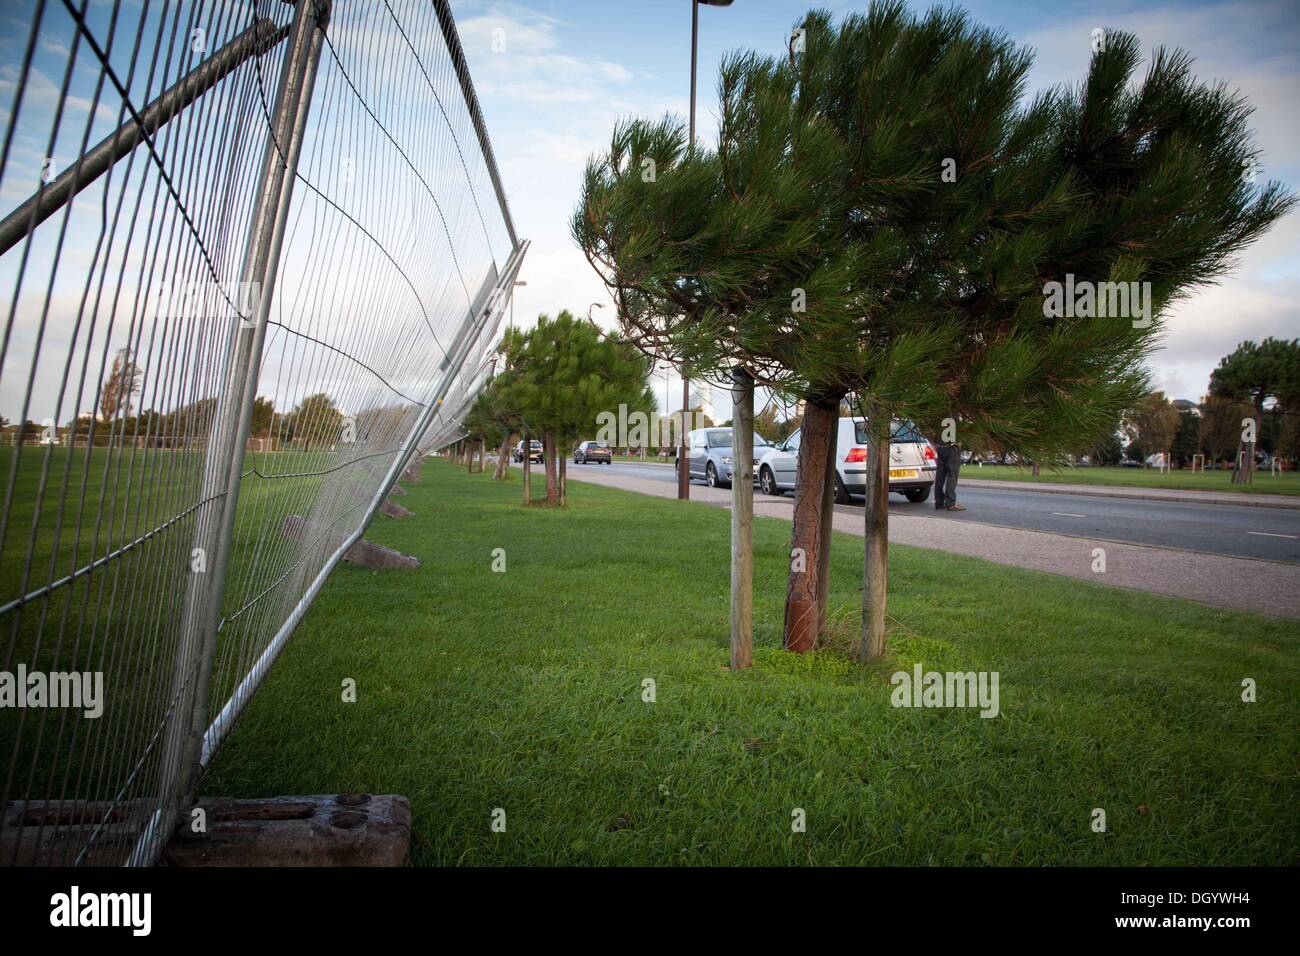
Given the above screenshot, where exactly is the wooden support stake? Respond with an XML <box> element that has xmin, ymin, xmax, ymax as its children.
<box><xmin>730</xmin><ymin>367</ymin><xmax>753</xmax><ymax>669</ymax></box>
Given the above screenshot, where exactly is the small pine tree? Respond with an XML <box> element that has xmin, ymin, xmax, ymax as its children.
<box><xmin>494</xmin><ymin>312</ymin><xmax>653</xmax><ymax>505</ymax></box>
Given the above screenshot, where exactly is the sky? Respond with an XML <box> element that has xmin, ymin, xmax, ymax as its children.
<box><xmin>0</xmin><ymin>0</ymin><xmax>514</xmax><ymax>428</ymax></box>
<box><xmin>0</xmin><ymin>0</ymin><xmax>1295</xmax><ymax>427</ymax></box>
<box><xmin>449</xmin><ymin>0</ymin><xmax>1300</xmax><ymax>416</ymax></box>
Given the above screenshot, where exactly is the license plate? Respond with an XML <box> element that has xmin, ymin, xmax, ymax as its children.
<box><xmin>889</xmin><ymin>468</ymin><xmax>918</xmax><ymax>480</ymax></box>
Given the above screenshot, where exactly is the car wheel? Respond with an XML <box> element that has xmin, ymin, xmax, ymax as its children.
<box><xmin>904</xmin><ymin>486</ymin><xmax>929</xmax><ymax>503</ymax></box>
<box><xmin>760</xmin><ymin>466</ymin><xmax>779</xmax><ymax>496</ymax></box>
<box><xmin>833</xmin><ymin>472</ymin><xmax>851</xmax><ymax>504</ymax></box>
<box><xmin>706</xmin><ymin>462</ymin><xmax>718</xmax><ymax>487</ymax></box>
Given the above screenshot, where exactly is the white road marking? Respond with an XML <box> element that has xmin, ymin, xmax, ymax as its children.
<box><xmin>1247</xmin><ymin>531</ymin><xmax>1298</xmax><ymax>539</ymax></box>
<box><xmin>1051</xmin><ymin>512</ymin><xmax>1087</xmax><ymax>518</ymax></box>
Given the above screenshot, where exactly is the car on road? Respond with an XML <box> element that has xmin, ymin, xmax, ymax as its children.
<box><xmin>573</xmin><ymin>440</ymin><xmax>613</xmax><ymax>464</ymax></box>
<box><xmin>513</xmin><ymin>439</ymin><xmax>543</xmax><ymax>463</ymax></box>
<box><xmin>757</xmin><ymin>418</ymin><xmax>936</xmax><ymax>503</ymax></box>
<box><xmin>674</xmin><ymin>427</ymin><xmax>777</xmax><ymax>488</ymax></box>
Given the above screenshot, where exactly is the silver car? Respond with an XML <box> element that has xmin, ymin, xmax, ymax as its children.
<box><xmin>757</xmin><ymin>418</ymin><xmax>936</xmax><ymax>503</ymax></box>
<box><xmin>675</xmin><ymin>427</ymin><xmax>776</xmax><ymax>488</ymax></box>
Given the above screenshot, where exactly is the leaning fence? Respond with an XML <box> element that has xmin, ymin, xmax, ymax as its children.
<box><xmin>0</xmin><ymin>0</ymin><xmax>525</xmax><ymax>865</ymax></box>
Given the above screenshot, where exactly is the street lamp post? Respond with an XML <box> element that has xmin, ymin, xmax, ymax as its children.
<box><xmin>679</xmin><ymin>0</ymin><xmax>733</xmax><ymax>500</ymax></box>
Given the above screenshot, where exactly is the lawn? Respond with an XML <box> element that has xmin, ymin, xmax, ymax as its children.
<box><xmin>202</xmin><ymin>459</ymin><xmax>1299</xmax><ymax>865</ymax></box>
<box><xmin>966</xmin><ymin>463</ymin><xmax>1300</xmax><ymax>495</ymax></box>
<box><xmin>612</xmin><ymin>452</ymin><xmax>672</xmax><ymax>463</ymax></box>
<box><xmin>0</xmin><ymin>444</ymin><xmax>368</xmax><ymax>824</ymax></box>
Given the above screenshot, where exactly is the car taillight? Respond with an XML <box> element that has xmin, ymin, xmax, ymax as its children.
<box><xmin>924</xmin><ymin>445</ymin><xmax>936</xmax><ymax>460</ymax></box>
<box><xmin>845</xmin><ymin>447</ymin><xmax>869</xmax><ymax>463</ymax></box>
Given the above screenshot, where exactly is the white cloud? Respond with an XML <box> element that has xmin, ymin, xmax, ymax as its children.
<box><xmin>457</xmin><ymin>4</ymin><xmax>634</xmax><ymax>104</ymax></box>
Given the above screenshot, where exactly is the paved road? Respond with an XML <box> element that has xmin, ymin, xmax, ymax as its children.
<box><xmin>594</xmin><ymin>461</ymin><xmax>1300</xmax><ymax>564</ymax></box>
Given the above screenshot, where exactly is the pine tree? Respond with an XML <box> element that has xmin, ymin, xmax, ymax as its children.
<box><xmin>494</xmin><ymin>312</ymin><xmax>653</xmax><ymax>506</ymax></box>
<box><xmin>576</xmin><ymin>1</ymin><xmax>1293</xmax><ymax>660</ymax></box>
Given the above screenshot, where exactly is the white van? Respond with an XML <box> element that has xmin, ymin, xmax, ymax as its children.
<box><xmin>756</xmin><ymin>418</ymin><xmax>936</xmax><ymax>503</ymax></box>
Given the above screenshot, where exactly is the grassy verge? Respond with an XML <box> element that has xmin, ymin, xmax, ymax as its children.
<box><xmin>203</xmin><ymin>459</ymin><xmax>1299</xmax><ymax>865</ymax></box>
<box><xmin>966</xmin><ymin>463</ymin><xmax>1300</xmax><ymax>495</ymax></box>
<box><xmin>611</xmin><ymin>453</ymin><xmax>673</xmax><ymax>464</ymax></box>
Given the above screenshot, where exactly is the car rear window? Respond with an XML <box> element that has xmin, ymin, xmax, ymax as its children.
<box><xmin>891</xmin><ymin>421</ymin><xmax>925</xmax><ymax>443</ymax></box>
<box><xmin>853</xmin><ymin>420</ymin><xmax>927</xmax><ymax>443</ymax></box>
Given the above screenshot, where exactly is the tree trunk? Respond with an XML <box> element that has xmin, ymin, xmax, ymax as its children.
<box><xmin>815</xmin><ymin>412</ymin><xmax>838</xmax><ymax>637</ymax></box>
<box><xmin>730</xmin><ymin>368</ymin><xmax>754</xmax><ymax>669</ymax></box>
<box><xmin>678</xmin><ymin>380</ymin><xmax>691</xmax><ymax>500</ymax></box>
<box><xmin>783</xmin><ymin>398</ymin><xmax>838</xmax><ymax>652</ymax></box>
<box><xmin>523</xmin><ymin>429</ymin><xmax>532</xmax><ymax>505</ymax></box>
<box><xmin>859</xmin><ymin>414</ymin><xmax>889</xmax><ymax>662</ymax></box>
<box><xmin>1238</xmin><ymin>400</ymin><xmax>1262</xmax><ymax>485</ymax></box>
<box><xmin>544</xmin><ymin>431</ymin><xmax>559</xmax><ymax>505</ymax></box>
<box><xmin>494</xmin><ymin>434</ymin><xmax>512</xmax><ymax>480</ymax></box>
<box><xmin>559</xmin><ymin>449</ymin><xmax>567</xmax><ymax>507</ymax></box>
<box><xmin>466</xmin><ymin>440</ymin><xmax>475</xmax><ymax>473</ymax></box>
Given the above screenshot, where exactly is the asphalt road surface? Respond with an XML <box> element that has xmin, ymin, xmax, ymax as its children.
<box><xmin>596</xmin><ymin>461</ymin><xmax>1300</xmax><ymax>564</ymax></box>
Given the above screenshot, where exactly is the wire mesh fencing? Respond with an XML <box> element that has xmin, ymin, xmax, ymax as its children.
<box><xmin>0</xmin><ymin>0</ymin><xmax>524</xmax><ymax>866</ymax></box>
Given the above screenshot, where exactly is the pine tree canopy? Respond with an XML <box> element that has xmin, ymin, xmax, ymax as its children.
<box><xmin>573</xmin><ymin>1</ymin><xmax>1293</xmax><ymax>461</ymax></box>
<box><xmin>492</xmin><ymin>311</ymin><xmax>655</xmax><ymax>443</ymax></box>
<box><xmin>1209</xmin><ymin>338</ymin><xmax>1300</xmax><ymax>410</ymax></box>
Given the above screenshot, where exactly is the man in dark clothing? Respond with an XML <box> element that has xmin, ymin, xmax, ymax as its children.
<box><xmin>933</xmin><ymin>442</ymin><xmax>965</xmax><ymax>511</ymax></box>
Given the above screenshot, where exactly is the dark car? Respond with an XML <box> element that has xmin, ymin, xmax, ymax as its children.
<box><xmin>574</xmin><ymin>440</ymin><xmax>612</xmax><ymax>464</ymax></box>
<box><xmin>513</xmin><ymin>439</ymin><xmax>543</xmax><ymax>463</ymax></box>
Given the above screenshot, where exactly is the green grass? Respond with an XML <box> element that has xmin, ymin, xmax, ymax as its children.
<box><xmin>0</xmin><ymin>445</ymin><xmax>341</xmax><ymax>783</ymax></box>
<box><xmin>611</xmin><ymin>452</ymin><xmax>672</xmax><ymax>463</ymax></box>
<box><xmin>966</xmin><ymin>463</ymin><xmax>1300</xmax><ymax>495</ymax></box>
<box><xmin>202</xmin><ymin>459</ymin><xmax>1299</xmax><ymax>865</ymax></box>
<box><xmin>0</xmin><ymin>446</ymin><xmax>327</xmax><ymax>606</ymax></box>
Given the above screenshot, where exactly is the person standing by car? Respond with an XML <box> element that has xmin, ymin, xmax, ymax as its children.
<box><xmin>934</xmin><ymin>439</ymin><xmax>965</xmax><ymax>512</ymax></box>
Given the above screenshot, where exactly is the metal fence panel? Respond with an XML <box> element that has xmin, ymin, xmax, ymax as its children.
<box><xmin>0</xmin><ymin>0</ymin><xmax>522</xmax><ymax>866</ymax></box>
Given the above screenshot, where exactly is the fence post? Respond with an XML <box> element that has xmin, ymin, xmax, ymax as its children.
<box><xmin>135</xmin><ymin>0</ymin><xmax>331</xmax><ymax>867</ymax></box>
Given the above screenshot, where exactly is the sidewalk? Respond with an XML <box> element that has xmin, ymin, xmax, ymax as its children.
<box><xmin>960</xmin><ymin>477</ymin><xmax>1300</xmax><ymax>509</ymax></box>
<box><xmin>612</xmin><ymin>460</ymin><xmax>1299</xmax><ymax>509</ymax></box>
<box><xmin>566</xmin><ymin>467</ymin><xmax>1300</xmax><ymax>619</ymax></box>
